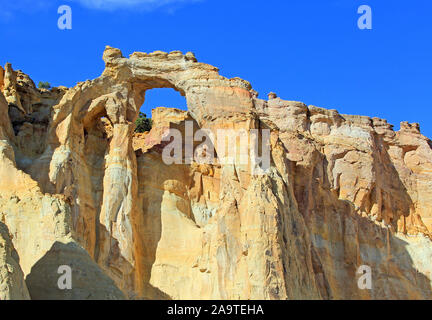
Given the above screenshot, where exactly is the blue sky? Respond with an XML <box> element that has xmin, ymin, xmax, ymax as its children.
<box><xmin>0</xmin><ymin>0</ymin><xmax>431</xmax><ymax>137</ymax></box>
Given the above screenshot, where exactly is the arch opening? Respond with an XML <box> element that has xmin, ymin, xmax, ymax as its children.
<box><xmin>135</xmin><ymin>88</ymin><xmax>188</xmax><ymax>133</ymax></box>
<box><xmin>140</xmin><ymin>87</ymin><xmax>187</xmax><ymax>115</ymax></box>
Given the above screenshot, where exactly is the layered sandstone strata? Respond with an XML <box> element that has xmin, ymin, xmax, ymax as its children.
<box><xmin>0</xmin><ymin>47</ymin><xmax>431</xmax><ymax>299</ymax></box>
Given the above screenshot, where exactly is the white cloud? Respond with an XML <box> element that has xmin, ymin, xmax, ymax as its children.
<box><xmin>69</xmin><ymin>0</ymin><xmax>202</xmax><ymax>11</ymax></box>
<box><xmin>0</xmin><ymin>0</ymin><xmax>201</xmax><ymax>22</ymax></box>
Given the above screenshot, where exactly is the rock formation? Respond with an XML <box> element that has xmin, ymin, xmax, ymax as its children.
<box><xmin>0</xmin><ymin>222</ymin><xmax>30</xmax><ymax>300</ymax></box>
<box><xmin>0</xmin><ymin>46</ymin><xmax>431</xmax><ymax>300</ymax></box>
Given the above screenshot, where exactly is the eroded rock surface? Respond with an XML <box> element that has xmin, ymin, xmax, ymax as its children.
<box><xmin>0</xmin><ymin>46</ymin><xmax>431</xmax><ymax>299</ymax></box>
<box><xmin>0</xmin><ymin>222</ymin><xmax>30</xmax><ymax>300</ymax></box>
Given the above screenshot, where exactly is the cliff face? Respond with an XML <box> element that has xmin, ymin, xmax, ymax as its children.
<box><xmin>0</xmin><ymin>47</ymin><xmax>431</xmax><ymax>300</ymax></box>
<box><xmin>0</xmin><ymin>222</ymin><xmax>30</xmax><ymax>300</ymax></box>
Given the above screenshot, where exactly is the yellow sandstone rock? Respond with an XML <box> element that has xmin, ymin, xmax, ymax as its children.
<box><xmin>0</xmin><ymin>47</ymin><xmax>431</xmax><ymax>299</ymax></box>
<box><xmin>0</xmin><ymin>222</ymin><xmax>30</xmax><ymax>300</ymax></box>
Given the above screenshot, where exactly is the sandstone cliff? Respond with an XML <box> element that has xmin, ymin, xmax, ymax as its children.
<box><xmin>0</xmin><ymin>47</ymin><xmax>431</xmax><ymax>299</ymax></box>
<box><xmin>0</xmin><ymin>222</ymin><xmax>30</xmax><ymax>300</ymax></box>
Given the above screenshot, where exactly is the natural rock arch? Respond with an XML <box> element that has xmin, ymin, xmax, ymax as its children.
<box><xmin>1</xmin><ymin>47</ymin><xmax>432</xmax><ymax>300</ymax></box>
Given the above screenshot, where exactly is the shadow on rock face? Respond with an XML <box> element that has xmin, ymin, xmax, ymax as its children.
<box><xmin>25</xmin><ymin>241</ymin><xmax>125</xmax><ymax>300</ymax></box>
<box><xmin>287</xmin><ymin>132</ymin><xmax>432</xmax><ymax>299</ymax></box>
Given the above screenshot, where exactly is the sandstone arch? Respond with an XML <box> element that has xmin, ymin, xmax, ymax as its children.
<box><xmin>0</xmin><ymin>47</ymin><xmax>432</xmax><ymax>300</ymax></box>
